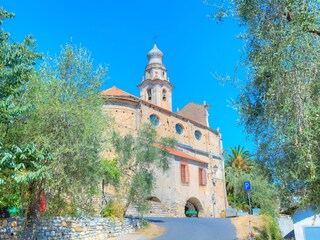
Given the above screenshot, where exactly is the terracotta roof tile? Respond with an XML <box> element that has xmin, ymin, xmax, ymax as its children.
<box><xmin>153</xmin><ymin>143</ymin><xmax>208</xmax><ymax>164</ymax></box>
<box><xmin>101</xmin><ymin>86</ymin><xmax>134</xmax><ymax>97</ymax></box>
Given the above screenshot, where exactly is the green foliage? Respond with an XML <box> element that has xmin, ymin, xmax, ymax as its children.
<box><xmin>0</xmin><ymin>8</ymin><xmax>53</xmax><ymax>238</ymax></box>
<box><xmin>101</xmin><ymin>199</ymin><xmax>126</xmax><ymax>219</ymax></box>
<box><xmin>0</xmin><ymin>9</ymin><xmax>41</xmax><ymax>126</ymax></box>
<box><xmin>254</xmin><ymin>215</ymin><xmax>283</xmax><ymax>240</ymax></box>
<box><xmin>0</xmin><ymin>8</ymin><xmax>108</xmax><ymax>239</ymax></box>
<box><xmin>1</xmin><ymin>38</ymin><xmax>108</xmax><ymax>216</ymax></box>
<box><xmin>211</xmin><ymin>0</ymin><xmax>320</xmax><ymax>211</ymax></box>
<box><xmin>225</xmin><ymin>147</ymin><xmax>279</xmax><ymax>217</ymax></box>
<box><xmin>102</xmin><ymin>159</ymin><xmax>121</xmax><ymax>187</ymax></box>
<box><xmin>226</xmin><ymin>145</ymin><xmax>253</xmax><ymax>172</ymax></box>
<box><xmin>129</xmin><ymin>169</ymin><xmax>154</xmax><ymax>215</ymax></box>
<box><xmin>109</xmin><ymin>123</ymin><xmax>177</xmax><ymax>217</ymax></box>
<box><xmin>0</xmin><ymin>7</ymin><xmax>45</xmax><ymax>210</ymax></box>
<box><xmin>0</xmin><ymin>180</ymin><xmax>23</xmax><ymax>208</ymax></box>
<box><xmin>18</xmin><ymin>44</ymin><xmax>108</xmax><ymax>215</ymax></box>
<box><xmin>1</xmin><ymin>143</ymin><xmax>53</xmax><ymax>184</ymax></box>
<box><xmin>226</xmin><ymin>167</ymin><xmax>279</xmax><ymax>217</ymax></box>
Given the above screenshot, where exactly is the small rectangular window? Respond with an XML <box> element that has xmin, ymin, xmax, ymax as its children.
<box><xmin>162</xmin><ymin>89</ymin><xmax>167</xmax><ymax>101</ymax></box>
<box><xmin>147</xmin><ymin>89</ymin><xmax>152</xmax><ymax>101</ymax></box>
<box><xmin>199</xmin><ymin>167</ymin><xmax>207</xmax><ymax>186</ymax></box>
<box><xmin>180</xmin><ymin>163</ymin><xmax>189</xmax><ymax>184</ymax></box>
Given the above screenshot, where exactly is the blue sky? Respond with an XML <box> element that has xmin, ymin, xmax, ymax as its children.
<box><xmin>3</xmin><ymin>0</ymin><xmax>255</xmax><ymax>153</ymax></box>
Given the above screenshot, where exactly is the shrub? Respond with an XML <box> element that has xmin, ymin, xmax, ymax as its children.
<box><xmin>101</xmin><ymin>200</ymin><xmax>126</xmax><ymax>219</ymax></box>
<box><xmin>253</xmin><ymin>215</ymin><xmax>282</xmax><ymax>240</ymax></box>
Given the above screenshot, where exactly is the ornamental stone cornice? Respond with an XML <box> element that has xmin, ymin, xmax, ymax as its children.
<box><xmin>137</xmin><ymin>78</ymin><xmax>174</xmax><ymax>89</ymax></box>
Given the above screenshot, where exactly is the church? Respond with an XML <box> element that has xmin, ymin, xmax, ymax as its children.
<box><xmin>101</xmin><ymin>44</ymin><xmax>227</xmax><ymax>217</ymax></box>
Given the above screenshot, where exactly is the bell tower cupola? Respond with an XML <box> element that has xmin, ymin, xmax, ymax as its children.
<box><xmin>138</xmin><ymin>44</ymin><xmax>173</xmax><ymax>111</ymax></box>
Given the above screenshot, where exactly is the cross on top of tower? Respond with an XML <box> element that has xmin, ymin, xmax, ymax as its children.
<box><xmin>153</xmin><ymin>34</ymin><xmax>158</xmax><ymax>44</ymax></box>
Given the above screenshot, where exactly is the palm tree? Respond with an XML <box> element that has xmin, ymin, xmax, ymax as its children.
<box><xmin>225</xmin><ymin>145</ymin><xmax>253</xmax><ymax>208</ymax></box>
<box><xmin>226</xmin><ymin>145</ymin><xmax>253</xmax><ymax>172</ymax></box>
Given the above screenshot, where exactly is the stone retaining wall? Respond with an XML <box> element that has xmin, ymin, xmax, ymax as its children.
<box><xmin>144</xmin><ymin>201</ymin><xmax>178</xmax><ymax>217</ymax></box>
<box><xmin>0</xmin><ymin>217</ymin><xmax>140</xmax><ymax>239</ymax></box>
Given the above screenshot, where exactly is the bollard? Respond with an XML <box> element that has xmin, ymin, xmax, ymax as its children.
<box><xmin>248</xmin><ymin>220</ymin><xmax>254</xmax><ymax>240</ymax></box>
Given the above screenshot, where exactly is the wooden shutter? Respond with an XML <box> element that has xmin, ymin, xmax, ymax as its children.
<box><xmin>181</xmin><ymin>164</ymin><xmax>186</xmax><ymax>183</ymax></box>
<box><xmin>186</xmin><ymin>164</ymin><xmax>190</xmax><ymax>183</ymax></box>
<box><xmin>199</xmin><ymin>167</ymin><xmax>207</xmax><ymax>186</ymax></box>
<box><xmin>181</xmin><ymin>163</ymin><xmax>189</xmax><ymax>184</ymax></box>
<box><xmin>203</xmin><ymin>168</ymin><xmax>207</xmax><ymax>185</ymax></box>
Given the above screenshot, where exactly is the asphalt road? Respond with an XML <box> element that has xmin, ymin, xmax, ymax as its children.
<box><xmin>147</xmin><ymin>217</ymin><xmax>237</xmax><ymax>240</ymax></box>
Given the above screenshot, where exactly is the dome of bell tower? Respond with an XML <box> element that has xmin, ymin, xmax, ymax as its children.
<box><xmin>147</xmin><ymin>44</ymin><xmax>164</xmax><ymax>64</ymax></box>
<box><xmin>139</xmin><ymin>44</ymin><xmax>173</xmax><ymax>111</ymax></box>
<box><xmin>144</xmin><ymin>44</ymin><xmax>167</xmax><ymax>81</ymax></box>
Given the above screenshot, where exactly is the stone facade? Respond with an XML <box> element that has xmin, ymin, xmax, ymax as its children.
<box><xmin>0</xmin><ymin>217</ymin><xmax>140</xmax><ymax>239</ymax></box>
<box><xmin>101</xmin><ymin>44</ymin><xmax>227</xmax><ymax>218</ymax></box>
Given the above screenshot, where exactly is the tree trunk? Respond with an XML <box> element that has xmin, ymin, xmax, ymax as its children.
<box><xmin>123</xmin><ymin>200</ymin><xmax>131</xmax><ymax>218</ymax></box>
<box><xmin>20</xmin><ymin>181</ymin><xmax>42</xmax><ymax>240</ymax></box>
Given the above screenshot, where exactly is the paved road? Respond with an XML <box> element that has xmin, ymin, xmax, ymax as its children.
<box><xmin>147</xmin><ymin>217</ymin><xmax>237</xmax><ymax>240</ymax></box>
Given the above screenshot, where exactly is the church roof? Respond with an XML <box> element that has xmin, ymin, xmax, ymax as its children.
<box><xmin>101</xmin><ymin>86</ymin><xmax>135</xmax><ymax>98</ymax></box>
<box><xmin>169</xmin><ymin>148</ymin><xmax>208</xmax><ymax>164</ymax></box>
<box><xmin>177</xmin><ymin>102</ymin><xmax>209</xmax><ymax>126</ymax></box>
<box><xmin>153</xmin><ymin>143</ymin><xmax>208</xmax><ymax>164</ymax></box>
<box><xmin>102</xmin><ymin>86</ymin><xmax>219</xmax><ymax>136</ymax></box>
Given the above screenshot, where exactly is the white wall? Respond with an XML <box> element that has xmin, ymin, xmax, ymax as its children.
<box><xmin>293</xmin><ymin>209</ymin><xmax>320</xmax><ymax>240</ymax></box>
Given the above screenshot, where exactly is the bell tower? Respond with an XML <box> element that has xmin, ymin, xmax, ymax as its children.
<box><xmin>138</xmin><ymin>44</ymin><xmax>173</xmax><ymax>111</ymax></box>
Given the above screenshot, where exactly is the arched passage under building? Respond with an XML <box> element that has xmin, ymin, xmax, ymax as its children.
<box><xmin>147</xmin><ymin>196</ymin><xmax>161</xmax><ymax>202</ymax></box>
<box><xmin>146</xmin><ymin>196</ymin><xmax>162</xmax><ymax>216</ymax></box>
<box><xmin>185</xmin><ymin>197</ymin><xmax>203</xmax><ymax>217</ymax></box>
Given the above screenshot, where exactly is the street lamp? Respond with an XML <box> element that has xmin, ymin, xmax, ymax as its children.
<box><xmin>213</xmin><ymin>164</ymin><xmax>218</xmax><ymax>175</ymax></box>
<box><xmin>212</xmin><ymin>178</ymin><xmax>217</xmax><ymax>186</ymax></box>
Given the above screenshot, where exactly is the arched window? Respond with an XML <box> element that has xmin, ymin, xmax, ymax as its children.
<box><xmin>150</xmin><ymin>114</ymin><xmax>160</xmax><ymax>126</ymax></box>
<box><xmin>147</xmin><ymin>88</ymin><xmax>152</xmax><ymax>101</ymax></box>
<box><xmin>162</xmin><ymin>89</ymin><xmax>167</xmax><ymax>101</ymax></box>
<box><xmin>175</xmin><ymin>123</ymin><xmax>184</xmax><ymax>135</ymax></box>
<box><xmin>194</xmin><ymin>130</ymin><xmax>202</xmax><ymax>140</ymax></box>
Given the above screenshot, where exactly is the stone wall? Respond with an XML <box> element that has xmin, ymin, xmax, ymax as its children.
<box><xmin>144</xmin><ymin>200</ymin><xmax>177</xmax><ymax>217</ymax></box>
<box><xmin>0</xmin><ymin>217</ymin><xmax>140</xmax><ymax>239</ymax></box>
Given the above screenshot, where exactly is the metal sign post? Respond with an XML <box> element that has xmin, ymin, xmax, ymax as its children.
<box><xmin>244</xmin><ymin>181</ymin><xmax>252</xmax><ymax>214</ymax></box>
<box><xmin>247</xmin><ymin>191</ymin><xmax>252</xmax><ymax>215</ymax></box>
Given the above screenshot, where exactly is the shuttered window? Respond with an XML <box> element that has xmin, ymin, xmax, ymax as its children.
<box><xmin>199</xmin><ymin>167</ymin><xmax>207</xmax><ymax>186</ymax></box>
<box><xmin>180</xmin><ymin>163</ymin><xmax>189</xmax><ymax>184</ymax></box>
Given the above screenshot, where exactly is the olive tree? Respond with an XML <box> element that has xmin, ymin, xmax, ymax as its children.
<box><xmin>104</xmin><ymin>124</ymin><xmax>177</xmax><ymax>218</ymax></box>
<box><xmin>210</xmin><ymin>0</ymin><xmax>320</xmax><ymax>211</ymax></box>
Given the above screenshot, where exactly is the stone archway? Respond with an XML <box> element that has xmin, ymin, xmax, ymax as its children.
<box><xmin>146</xmin><ymin>196</ymin><xmax>163</xmax><ymax>216</ymax></box>
<box><xmin>185</xmin><ymin>197</ymin><xmax>203</xmax><ymax>217</ymax></box>
<box><xmin>147</xmin><ymin>196</ymin><xmax>161</xmax><ymax>202</ymax></box>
